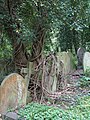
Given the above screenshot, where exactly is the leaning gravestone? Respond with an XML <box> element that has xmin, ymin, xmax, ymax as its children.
<box><xmin>77</xmin><ymin>47</ymin><xmax>86</xmax><ymax>69</ymax></box>
<box><xmin>0</xmin><ymin>73</ymin><xmax>27</xmax><ymax>114</ymax></box>
<box><xmin>83</xmin><ymin>52</ymin><xmax>90</xmax><ymax>76</ymax></box>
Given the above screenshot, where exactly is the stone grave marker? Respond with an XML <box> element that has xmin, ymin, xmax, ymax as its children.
<box><xmin>83</xmin><ymin>52</ymin><xmax>90</xmax><ymax>76</ymax></box>
<box><xmin>0</xmin><ymin>73</ymin><xmax>27</xmax><ymax>114</ymax></box>
<box><xmin>1</xmin><ymin>112</ymin><xmax>25</xmax><ymax>120</ymax></box>
<box><xmin>20</xmin><ymin>62</ymin><xmax>32</xmax><ymax>88</ymax></box>
<box><xmin>57</xmin><ymin>52</ymin><xmax>75</xmax><ymax>75</ymax></box>
<box><xmin>20</xmin><ymin>62</ymin><xmax>34</xmax><ymax>104</ymax></box>
<box><xmin>77</xmin><ymin>47</ymin><xmax>86</xmax><ymax>69</ymax></box>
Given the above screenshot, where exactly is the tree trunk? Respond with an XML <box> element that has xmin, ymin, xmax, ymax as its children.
<box><xmin>4</xmin><ymin>0</ymin><xmax>28</xmax><ymax>73</ymax></box>
<box><xmin>72</xmin><ymin>29</ymin><xmax>79</xmax><ymax>54</ymax></box>
<box><xmin>28</xmin><ymin>24</ymin><xmax>45</xmax><ymax>101</ymax></box>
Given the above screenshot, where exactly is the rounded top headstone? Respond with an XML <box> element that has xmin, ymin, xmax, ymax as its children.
<box><xmin>0</xmin><ymin>73</ymin><xmax>27</xmax><ymax>113</ymax></box>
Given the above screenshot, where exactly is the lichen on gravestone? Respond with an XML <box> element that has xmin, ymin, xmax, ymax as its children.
<box><xmin>0</xmin><ymin>73</ymin><xmax>27</xmax><ymax>113</ymax></box>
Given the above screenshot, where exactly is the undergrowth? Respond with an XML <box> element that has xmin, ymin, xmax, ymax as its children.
<box><xmin>78</xmin><ymin>76</ymin><xmax>90</xmax><ymax>87</ymax></box>
<box><xmin>18</xmin><ymin>95</ymin><xmax>90</xmax><ymax>120</ymax></box>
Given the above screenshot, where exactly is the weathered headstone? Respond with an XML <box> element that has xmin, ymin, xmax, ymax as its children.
<box><xmin>77</xmin><ymin>47</ymin><xmax>86</xmax><ymax>69</ymax></box>
<box><xmin>20</xmin><ymin>67</ymin><xmax>29</xmax><ymax>87</ymax></box>
<box><xmin>20</xmin><ymin>62</ymin><xmax>32</xmax><ymax>88</ymax></box>
<box><xmin>83</xmin><ymin>52</ymin><xmax>90</xmax><ymax>76</ymax></box>
<box><xmin>0</xmin><ymin>73</ymin><xmax>27</xmax><ymax>113</ymax></box>
<box><xmin>57</xmin><ymin>52</ymin><xmax>75</xmax><ymax>75</ymax></box>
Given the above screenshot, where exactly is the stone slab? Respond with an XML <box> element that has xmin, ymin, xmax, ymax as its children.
<box><xmin>57</xmin><ymin>52</ymin><xmax>75</xmax><ymax>75</ymax></box>
<box><xmin>0</xmin><ymin>73</ymin><xmax>27</xmax><ymax>113</ymax></box>
<box><xmin>83</xmin><ymin>52</ymin><xmax>90</xmax><ymax>74</ymax></box>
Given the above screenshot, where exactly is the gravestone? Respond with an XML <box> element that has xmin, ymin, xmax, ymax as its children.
<box><xmin>57</xmin><ymin>52</ymin><xmax>75</xmax><ymax>75</ymax></box>
<box><xmin>83</xmin><ymin>52</ymin><xmax>90</xmax><ymax>76</ymax></box>
<box><xmin>20</xmin><ymin>63</ymin><xmax>32</xmax><ymax>103</ymax></box>
<box><xmin>0</xmin><ymin>73</ymin><xmax>27</xmax><ymax>113</ymax></box>
<box><xmin>77</xmin><ymin>47</ymin><xmax>86</xmax><ymax>69</ymax></box>
<box><xmin>20</xmin><ymin>67</ymin><xmax>29</xmax><ymax>88</ymax></box>
<box><xmin>20</xmin><ymin>62</ymin><xmax>32</xmax><ymax>88</ymax></box>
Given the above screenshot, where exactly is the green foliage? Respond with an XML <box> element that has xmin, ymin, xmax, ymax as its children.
<box><xmin>0</xmin><ymin>38</ymin><xmax>12</xmax><ymax>59</ymax></box>
<box><xmin>71</xmin><ymin>54</ymin><xmax>78</xmax><ymax>69</ymax></box>
<box><xmin>18</xmin><ymin>95</ymin><xmax>90</xmax><ymax>120</ymax></box>
<box><xmin>85</xmin><ymin>67</ymin><xmax>90</xmax><ymax>77</ymax></box>
<box><xmin>0</xmin><ymin>0</ymin><xmax>90</xmax><ymax>56</ymax></box>
<box><xmin>18</xmin><ymin>102</ymin><xmax>62</xmax><ymax>120</ymax></box>
<box><xmin>86</xmin><ymin>42</ymin><xmax>90</xmax><ymax>52</ymax></box>
<box><xmin>68</xmin><ymin>95</ymin><xmax>90</xmax><ymax>120</ymax></box>
<box><xmin>50</xmin><ymin>0</ymin><xmax>90</xmax><ymax>53</ymax></box>
<box><xmin>78</xmin><ymin>76</ymin><xmax>90</xmax><ymax>87</ymax></box>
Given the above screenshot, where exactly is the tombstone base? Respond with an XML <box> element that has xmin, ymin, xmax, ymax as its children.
<box><xmin>0</xmin><ymin>112</ymin><xmax>25</xmax><ymax>120</ymax></box>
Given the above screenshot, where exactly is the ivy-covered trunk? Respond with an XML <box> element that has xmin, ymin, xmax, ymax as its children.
<box><xmin>28</xmin><ymin>24</ymin><xmax>45</xmax><ymax>101</ymax></box>
<box><xmin>3</xmin><ymin>0</ymin><xmax>28</xmax><ymax>73</ymax></box>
